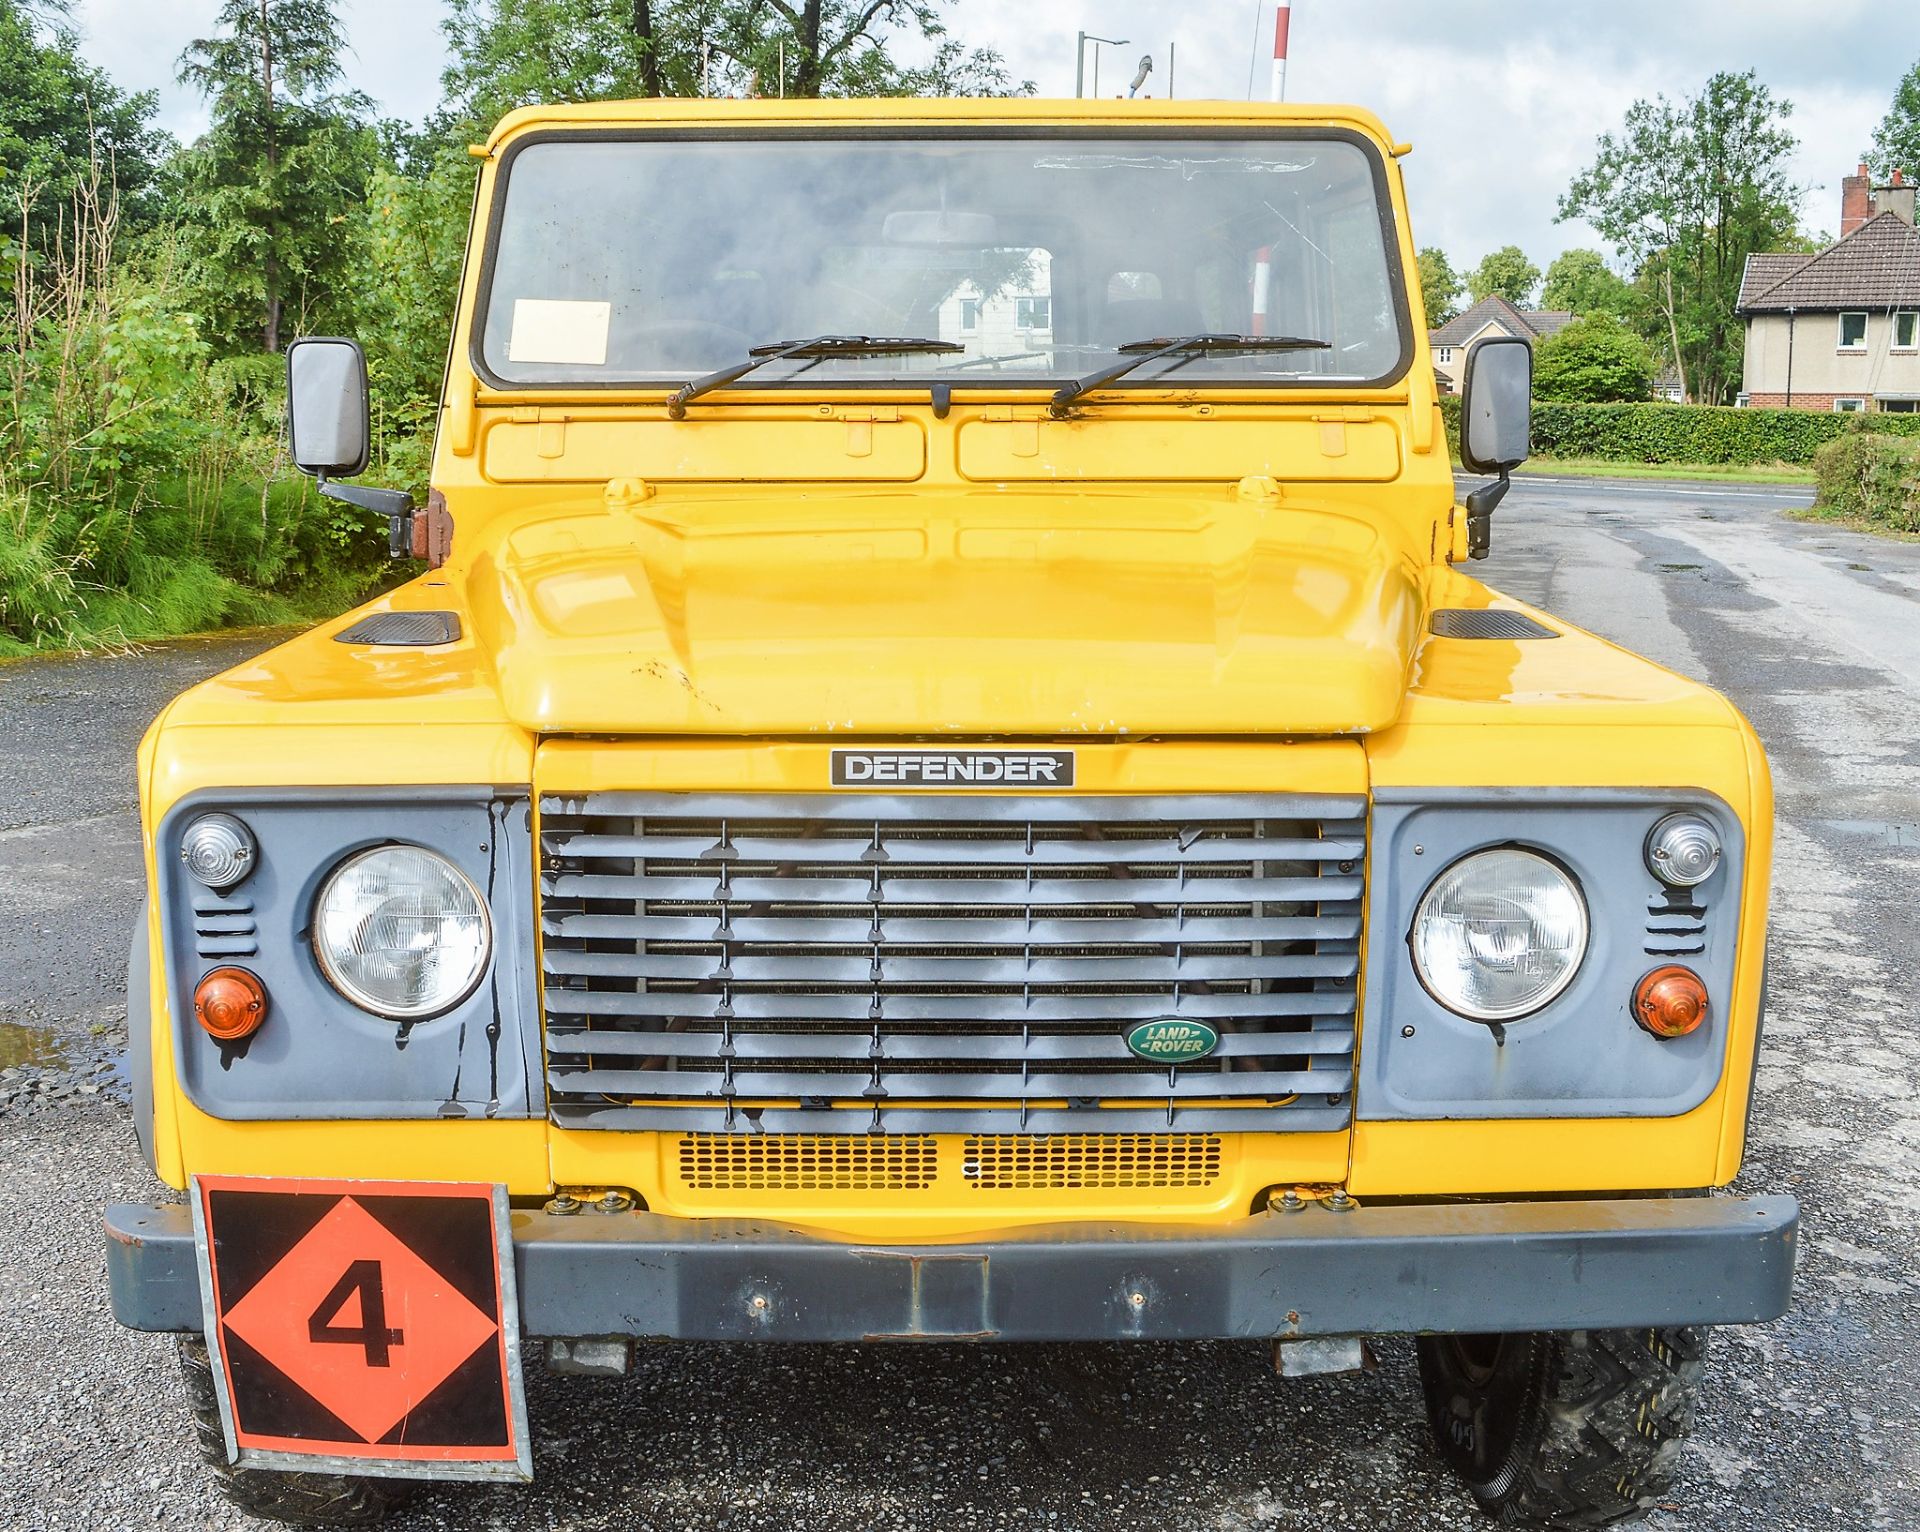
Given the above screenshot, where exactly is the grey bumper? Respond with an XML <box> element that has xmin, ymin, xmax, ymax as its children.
<box><xmin>107</xmin><ymin>1193</ymin><xmax>1797</xmax><ymax>1341</ymax></box>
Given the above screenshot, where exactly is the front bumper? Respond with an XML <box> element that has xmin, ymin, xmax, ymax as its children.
<box><xmin>107</xmin><ymin>1193</ymin><xmax>1797</xmax><ymax>1341</ymax></box>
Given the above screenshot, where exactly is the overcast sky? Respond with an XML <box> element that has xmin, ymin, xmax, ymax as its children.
<box><xmin>60</xmin><ymin>0</ymin><xmax>1917</xmax><ymax>276</ymax></box>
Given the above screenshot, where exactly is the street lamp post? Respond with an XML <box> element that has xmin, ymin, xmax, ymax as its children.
<box><xmin>1075</xmin><ymin>32</ymin><xmax>1131</xmax><ymax>98</ymax></box>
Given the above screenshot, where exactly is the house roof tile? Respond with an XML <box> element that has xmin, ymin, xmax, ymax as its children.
<box><xmin>1428</xmin><ymin>294</ymin><xmax>1574</xmax><ymax>345</ymax></box>
<box><xmin>1739</xmin><ymin>214</ymin><xmax>1920</xmax><ymax>312</ymax></box>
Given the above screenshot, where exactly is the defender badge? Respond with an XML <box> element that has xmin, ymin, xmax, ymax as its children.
<box><xmin>1123</xmin><ymin>1019</ymin><xmax>1220</xmax><ymax>1064</ymax></box>
<box><xmin>831</xmin><ymin>749</ymin><xmax>1074</xmax><ymax>788</ymax></box>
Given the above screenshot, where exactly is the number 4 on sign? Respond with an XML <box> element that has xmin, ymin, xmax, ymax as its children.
<box><xmin>307</xmin><ymin>1260</ymin><xmax>405</xmax><ymax>1367</ymax></box>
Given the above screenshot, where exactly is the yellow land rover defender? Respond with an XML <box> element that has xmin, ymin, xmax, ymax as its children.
<box><xmin>105</xmin><ymin>98</ymin><xmax>1796</xmax><ymax>1527</ymax></box>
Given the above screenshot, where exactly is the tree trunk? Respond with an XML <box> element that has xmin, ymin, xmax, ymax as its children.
<box><xmin>630</xmin><ymin>0</ymin><xmax>662</xmax><ymax>96</ymax></box>
<box><xmin>260</xmin><ymin>0</ymin><xmax>280</xmax><ymax>353</ymax></box>
<box><xmin>1661</xmin><ymin>266</ymin><xmax>1688</xmax><ymax>405</ymax></box>
<box><xmin>793</xmin><ymin>0</ymin><xmax>824</xmax><ymax>96</ymax></box>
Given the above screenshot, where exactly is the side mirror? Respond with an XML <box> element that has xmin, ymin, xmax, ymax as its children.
<box><xmin>1458</xmin><ymin>335</ymin><xmax>1532</xmax><ymax>475</ymax></box>
<box><xmin>286</xmin><ymin>337</ymin><xmax>370</xmax><ymax>478</ymax></box>
<box><xmin>1456</xmin><ymin>336</ymin><xmax>1532</xmax><ymax>560</ymax></box>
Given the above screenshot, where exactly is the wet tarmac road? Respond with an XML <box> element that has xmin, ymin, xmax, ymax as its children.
<box><xmin>2</xmin><ymin>477</ymin><xmax>1916</xmax><ymax>1530</ymax></box>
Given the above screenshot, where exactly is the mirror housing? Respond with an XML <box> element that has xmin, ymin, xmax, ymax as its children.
<box><xmin>1458</xmin><ymin>335</ymin><xmax>1533</xmax><ymax>475</ymax></box>
<box><xmin>286</xmin><ymin>337</ymin><xmax>371</xmax><ymax>478</ymax></box>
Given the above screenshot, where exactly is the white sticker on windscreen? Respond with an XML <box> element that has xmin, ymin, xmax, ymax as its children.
<box><xmin>506</xmin><ymin>299</ymin><xmax>612</xmax><ymax>366</ymax></box>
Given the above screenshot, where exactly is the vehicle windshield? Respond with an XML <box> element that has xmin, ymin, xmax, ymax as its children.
<box><xmin>478</xmin><ymin>133</ymin><xmax>1409</xmax><ymax>391</ymax></box>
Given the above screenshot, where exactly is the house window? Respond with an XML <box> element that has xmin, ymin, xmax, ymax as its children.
<box><xmin>1015</xmin><ymin>297</ymin><xmax>1051</xmax><ymax>331</ymax></box>
<box><xmin>1880</xmin><ymin>398</ymin><xmax>1920</xmax><ymax>413</ymax></box>
<box><xmin>1895</xmin><ymin>312</ymin><xmax>1919</xmax><ymax>351</ymax></box>
<box><xmin>1834</xmin><ymin>398</ymin><xmax>1868</xmax><ymax>412</ymax></box>
<box><xmin>1838</xmin><ymin>312</ymin><xmax>1869</xmax><ymax>350</ymax></box>
<box><xmin>1436</xmin><ymin>346</ymin><xmax>1455</xmax><ymax>364</ymax></box>
<box><xmin>1736</xmin><ymin>393</ymin><xmax>1752</xmax><ymax>408</ymax></box>
<box><xmin>959</xmin><ymin>298</ymin><xmax>980</xmax><ymax>333</ymax></box>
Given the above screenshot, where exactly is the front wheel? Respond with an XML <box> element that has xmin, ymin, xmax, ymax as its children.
<box><xmin>176</xmin><ymin>1335</ymin><xmax>416</xmax><ymax>1526</ymax></box>
<box><xmin>1417</xmin><ymin>1326</ymin><xmax>1708</xmax><ymax>1527</ymax></box>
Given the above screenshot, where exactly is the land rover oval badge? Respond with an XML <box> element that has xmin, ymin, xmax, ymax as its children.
<box><xmin>1123</xmin><ymin>1019</ymin><xmax>1220</xmax><ymax>1064</ymax></box>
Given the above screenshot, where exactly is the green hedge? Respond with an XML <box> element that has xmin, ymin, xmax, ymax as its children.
<box><xmin>1437</xmin><ymin>394</ymin><xmax>1920</xmax><ymax>467</ymax></box>
<box><xmin>1813</xmin><ymin>434</ymin><xmax>1920</xmax><ymax>530</ymax></box>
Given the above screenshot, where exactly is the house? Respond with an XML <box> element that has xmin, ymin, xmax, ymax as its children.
<box><xmin>1427</xmin><ymin>295</ymin><xmax>1574</xmax><ymax>394</ymax></box>
<box><xmin>937</xmin><ymin>251</ymin><xmax>1055</xmax><ymax>357</ymax></box>
<box><xmin>1737</xmin><ymin>164</ymin><xmax>1920</xmax><ymax>413</ymax></box>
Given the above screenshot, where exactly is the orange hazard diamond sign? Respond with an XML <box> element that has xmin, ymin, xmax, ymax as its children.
<box><xmin>191</xmin><ymin>1176</ymin><xmax>531</xmax><ymax>1480</ymax></box>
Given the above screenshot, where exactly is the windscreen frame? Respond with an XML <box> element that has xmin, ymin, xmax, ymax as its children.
<box><xmin>467</xmin><ymin>124</ymin><xmax>1417</xmax><ymax>396</ymax></box>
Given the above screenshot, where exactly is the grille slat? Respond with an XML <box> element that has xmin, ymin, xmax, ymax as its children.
<box><xmin>538</xmin><ymin>792</ymin><xmax>1363</xmax><ymax>1136</ymax></box>
<box><xmin>543</xmin><ymin>1025</ymin><xmax>1358</xmax><ymax>1061</ymax></box>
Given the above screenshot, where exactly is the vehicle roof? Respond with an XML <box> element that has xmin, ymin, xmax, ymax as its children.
<box><xmin>482</xmin><ymin>96</ymin><xmax>1405</xmax><ymax>156</ymax></box>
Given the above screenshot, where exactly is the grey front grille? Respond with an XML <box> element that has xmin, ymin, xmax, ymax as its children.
<box><xmin>537</xmin><ymin>793</ymin><xmax>1364</xmax><ymax>1135</ymax></box>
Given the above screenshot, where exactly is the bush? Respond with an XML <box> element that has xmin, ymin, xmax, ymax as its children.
<box><xmin>1439</xmin><ymin>390</ymin><xmax>1920</xmax><ymax>468</ymax></box>
<box><xmin>1813</xmin><ymin>433</ymin><xmax>1920</xmax><ymax>530</ymax></box>
<box><xmin>1533</xmin><ymin>316</ymin><xmax>1656</xmax><ymax>404</ymax></box>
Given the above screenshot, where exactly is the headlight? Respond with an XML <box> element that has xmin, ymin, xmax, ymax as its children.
<box><xmin>1645</xmin><ymin>813</ymin><xmax>1721</xmax><ymax>887</ymax></box>
<box><xmin>180</xmin><ymin>812</ymin><xmax>257</xmax><ymax>890</ymax></box>
<box><xmin>313</xmin><ymin>846</ymin><xmax>491</xmax><ymax>1019</ymax></box>
<box><xmin>1410</xmin><ymin>848</ymin><xmax>1588</xmax><ymax>1021</ymax></box>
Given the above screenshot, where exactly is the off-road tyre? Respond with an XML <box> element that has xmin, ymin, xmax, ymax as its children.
<box><xmin>177</xmin><ymin>1334</ymin><xmax>417</xmax><ymax>1526</ymax></box>
<box><xmin>1416</xmin><ymin>1326</ymin><xmax>1708</xmax><ymax>1528</ymax></box>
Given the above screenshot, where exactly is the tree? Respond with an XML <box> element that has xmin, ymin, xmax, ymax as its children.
<box><xmin>1417</xmin><ymin>247</ymin><xmax>1463</xmax><ymax>326</ymax></box>
<box><xmin>1560</xmin><ymin>70</ymin><xmax>1801</xmax><ymax>405</ymax></box>
<box><xmin>1540</xmin><ymin>248</ymin><xmax>1639</xmax><ymax>322</ymax></box>
<box><xmin>1467</xmin><ymin>245</ymin><xmax>1539</xmax><ymax>307</ymax></box>
<box><xmin>176</xmin><ymin>0</ymin><xmax>377</xmax><ymax>353</ymax></box>
<box><xmin>440</xmin><ymin>0</ymin><xmax>1030</xmax><ymax>133</ymax></box>
<box><xmin>1868</xmin><ymin>58</ymin><xmax>1920</xmax><ymax>179</ymax></box>
<box><xmin>0</xmin><ymin>1</ymin><xmax>168</xmax><ymax>247</ymax></box>
<box><xmin>1532</xmin><ymin>316</ymin><xmax>1656</xmax><ymax>403</ymax></box>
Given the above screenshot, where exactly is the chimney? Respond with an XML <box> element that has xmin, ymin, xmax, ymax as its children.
<box><xmin>1886</xmin><ymin>169</ymin><xmax>1918</xmax><ymax>227</ymax></box>
<box><xmin>1842</xmin><ymin>162</ymin><xmax>1873</xmax><ymax>235</ymax></box>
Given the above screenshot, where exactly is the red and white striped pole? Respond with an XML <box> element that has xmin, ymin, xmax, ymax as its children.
<box><xmin>1271</xmin><ymin>0</ymin><xmax>1291</xmax><ymax>102</ymax></box>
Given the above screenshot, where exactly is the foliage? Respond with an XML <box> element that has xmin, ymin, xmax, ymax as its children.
<box><xmin>1532</xmin><ymin>316</ymin><xmax>1656</xmax><ymax>404</ymax></box>
<box><xmin>1813</xmin><ymin>432</ymin><xmax>1920</xmax><ymax>531</ymax></box>
<box><xmin>439</xmin><ymin>0</ymin><xmax>1030</xmax><ymax>135</ymax></box>
<box><xmin>1560</xmin><ymin>70</ymin><xmax>1801</xmax><ymax>407</ymax></box>
<box><xmin>1539</xmin><ymin>249</ymin><xmax>1639</xmax><ymax>322</ymax></box>
<box><xmin>1416</xmin><ymin>247</ymin><xmax>1463</xmax><ymax>326</ymax></box>
<box><xmin>1867</xmin><ymin>57</ymin><xmax>1920</xmax><ymax>179</ymax></box>
<box><xmin>0</xmin><ymin>1</ymin><xmax>170</xmax><ymax>247</ymax></box>
<box><xmin>1467</xmin><ymin>245</ymin><xmax>1539</xmax><ymax>307</ymax></box>
<box><xmin>174</xmin><ymin>0</ymin><xmax>378</xmax><ymax>354</ymax></box>
<box><xmin>1529</xmin><ymin>402</ymin><xmax>1920</xmax><ymax>466</ymax></box>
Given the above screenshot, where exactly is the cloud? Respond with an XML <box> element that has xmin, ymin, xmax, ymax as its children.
<box><xmin>61</xmin><ymin>0</ymin><xmax>1920</xmax><ymax>267</ymax></box>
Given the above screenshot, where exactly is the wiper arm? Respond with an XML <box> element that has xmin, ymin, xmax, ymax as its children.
<box><xmin>667</xmin><ymin>334</ymin><xmax>962</xmax><ymax>418</ymax></box>
<box><xmin>1049</xmin><ymin>333</ymin><xmax>1330</xmax><ymax>418</ymax></box>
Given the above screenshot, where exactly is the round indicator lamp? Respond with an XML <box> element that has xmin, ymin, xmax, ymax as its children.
<box><xmin>1645</xmin><ymin>813</ymin><xmax>1721</xmax><ymax>888</ymax></box>
<box><xmin>180</xmin><ymin>812</ymin><xmax>258</xmax><ymax>891</ymax></box>
<box><xmin>1633</xmin><ymin>965</ymin><xmax>1710</xmax><ymax>1039</ymax></box>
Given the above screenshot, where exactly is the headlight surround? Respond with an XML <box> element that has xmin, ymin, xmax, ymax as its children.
<box><xmin>1409</xmin><ymin>847</ymin><xmax>1589</xmax><ymax>1022</ymax></box>
<box><xmin>313</xmin><ymin>845</ymin><xmax>492</xmax><ymax>1020</ymax></box>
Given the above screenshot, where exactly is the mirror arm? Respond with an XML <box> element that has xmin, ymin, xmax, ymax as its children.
<box><xmin>1463</xmin><ymin>470</ymin><xmax>1511</xmax><ymax>561</ymax></box>
<box><xmin>318</xmin><ymin>475</ymin><xmax>418</xmax><ymax>560</ymax></box>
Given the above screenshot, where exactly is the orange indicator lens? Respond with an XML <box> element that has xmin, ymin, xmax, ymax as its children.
<box><xmin>1633</xmin><ymin>965</ymin><xmax>1709</xmax><ymax>1039</ymax></box>
<box><xmin>195</xmin><ymin>967</ymin><xmax>269</xmax><ymax>1042</ymax></box>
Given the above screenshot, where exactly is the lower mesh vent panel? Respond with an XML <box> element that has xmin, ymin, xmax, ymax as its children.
<box><xmin>677</xmin><ymin>1133</ymin><xmax>938</xmax><ymax>1191</ymax></box>
<box><xmin>962</xmin><ymin>1134</ymin><xmax>1223</xmax><ymax>1190</ymax></box>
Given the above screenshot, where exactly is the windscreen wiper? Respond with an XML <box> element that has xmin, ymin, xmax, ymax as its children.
<box><xmin>1049</xmin><ymin>333</ymin><xmax>1330</xmax><ymax>418</ymax></box>
<box><xmin>667</xmin><ymin>335</ymin><xmax>963</xmax><ymax>418</ymax></box>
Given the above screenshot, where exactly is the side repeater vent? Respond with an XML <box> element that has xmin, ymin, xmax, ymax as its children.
<box><xmin>335</xmin><ymin>611</ymin><xmax>461</xmax><ymax>647</ymax></box>
<box><xmin>1429</xmin><ymin>608</ymin><xmax>1557</xmax><ymax>640</ymax></box>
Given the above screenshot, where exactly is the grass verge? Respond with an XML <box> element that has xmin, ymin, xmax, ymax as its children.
<box><xmin>1786</xmin><ymin>504</ymin><xmax>1920</xmax><ymax>542</ymax></box>
<box><xmin>1517</xmin><ymin>458</ymin><xmax>1816</xmax><ymax>486</ymax></box>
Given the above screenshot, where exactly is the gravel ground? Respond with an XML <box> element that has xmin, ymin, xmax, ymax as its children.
<box><xmin>1</xmin><ymin>480</ymin><xmax>1916</xmax><ymax>1531</ymax></box>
